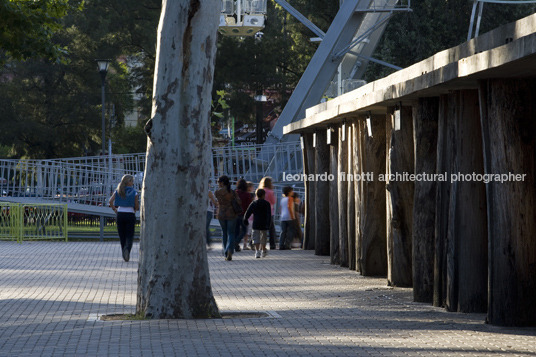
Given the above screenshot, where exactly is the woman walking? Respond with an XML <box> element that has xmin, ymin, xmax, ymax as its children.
<box><xmin>215</xmin><ymin>175</ymin><xmax>240</xmax><ymax>261</ymax></box>
<box><xmin>109</xmin><ymin>174</ymin><xmax>139</xmax><ymax>262</ymax></box>
<box><xmin>234</xmin><ymin>178</ymin><xmax>253</xmax><ymax>251</ymax></box>
<box><xmin>258</xmin><ymin>176</ymin><xmax>276</xmax><ymax>250</ymax></box>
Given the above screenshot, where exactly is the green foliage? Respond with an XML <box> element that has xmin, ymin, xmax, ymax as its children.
<box><xmin>0</xmin><ymin>0</ymin><xmax>159</xmax><ymax>158</ymax></box>
<box><xmin>213</xmin><ymin>0</ymin><xmax>339</xmax><ymax>129</ymax></box>
<box><xmin>0</xmin><ymin>0</ymin><xmax>83</xmax><ymax>64</ymax></box>
<box><xmin>364</xmin><ymin>1</ymin><xmax>536</xmax><ymax>81</ymax></box>
<box><xmin>112</xmin><ymin>124</ymin><xmax>147</xmax><ymax>154</ymax></box>
<box><xmin>1</xmin><ymin>0</ymin><xmax>535</xmax><ymax>158</ymax></box>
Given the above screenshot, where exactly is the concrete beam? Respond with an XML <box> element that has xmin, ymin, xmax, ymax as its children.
<box><xmin>284</xmin><ymin>13</ymin><xmax>536</xmax><ymax>135</ymax></box>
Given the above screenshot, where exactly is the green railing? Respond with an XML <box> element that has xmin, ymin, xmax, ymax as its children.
<box><xmin>0</xmin><ymin>203</ymin><xmax>68</xmax><ymax>242</ymax></box>
<box><xmin>0</xmin><ymin>202</ymin><xmax>20</xmax><ymax>241</ymax></box>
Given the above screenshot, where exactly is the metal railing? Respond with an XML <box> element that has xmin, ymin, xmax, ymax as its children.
<box><xmin>0</xmin><ymin>142</ymin><xmax>303</xmax><ymax>210</ymax></box>
<box><xmin>0</xmin><ymin>203</ymin><xmax>68</xmax><ymax>242</ymax></box>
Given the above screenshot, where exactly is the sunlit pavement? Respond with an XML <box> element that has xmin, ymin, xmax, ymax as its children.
<box><xmin>0</xmin><ymin>241</ymin><xmax>535</xmax><ymax>356</ymax></box>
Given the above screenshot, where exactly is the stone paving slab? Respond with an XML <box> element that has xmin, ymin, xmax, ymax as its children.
<box><xmin>0</xmin><ymin>241</ymin><xmax>535</xmax><ymax>356</ymax></box>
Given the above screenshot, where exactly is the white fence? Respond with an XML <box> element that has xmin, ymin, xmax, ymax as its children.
<box><xmin>0</xmin><ymin>142</ymin><xmax>303</xmax><ymax>209</ymax></box>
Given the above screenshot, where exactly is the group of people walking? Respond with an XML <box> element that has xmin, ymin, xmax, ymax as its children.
<box><xmin>108</xmin><ymin>174</ymin><xmax>303</xmax><ymax>262</ymax></box>
<box><xmin>210</xmin><ymin>175</ymin><xmax>303</xmax><ymax>261</ymax></box>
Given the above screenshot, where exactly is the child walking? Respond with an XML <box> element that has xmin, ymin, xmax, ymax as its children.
<box><xmin>243</xmin><ymin>189</ymin><xmax>272</xmax><ymax>258</ymax></box>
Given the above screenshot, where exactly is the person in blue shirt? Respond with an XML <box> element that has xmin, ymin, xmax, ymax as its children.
<box><xmin>109</xmin><ymin>174</ymin><xmax>139</xmax><ymax>262</ymax></box>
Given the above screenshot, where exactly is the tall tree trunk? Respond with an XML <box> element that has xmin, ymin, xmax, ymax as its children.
<box><xmin>137</xmin><ymin>0</ymin><xmax>220</xmax><ymax>319</ymax></box>
<box><xmin>302</xmin><ymin>133</ymin><xmax>316</xmax><ymax>250</ymax></box>
<box><xmin>338</xmin><ymin>124</ymin><xmax>349</xmax><ymax>267</ymax></box>
<box><xmin>315</xmin><ymin>130</ymin><xmax>330</xmax><ymax>256</ymax></box>
<box><xmin>386</xmin><ymin>106</ymin><xmax>414</xmax><ymax>287</ymax></box>
<box><xmin>412</xmin><ymin>98</ymin><xmax>439</xmax><ymax>303</ymax></box>
<box><xmin>360</xmin><ymin>114</ymin><xmax>387</xmax><ymax>276</ymax></box>
<box><xmin>329</xmin><ymin>129</ymin><xmax>340</xmax><ymax>265</ymax></box>
<box><xmin>347</xmin><ymin>123</ymin><xmax>356</xmax><ymax>270</ymax></box>
<box><xmin>479</xmin><ymin>79</ymin><xmax>536</xmax><ymax>326</ymax></box>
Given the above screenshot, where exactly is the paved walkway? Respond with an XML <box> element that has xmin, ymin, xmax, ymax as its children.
<box><xmin>0</xmin><ymin>242</ymin><xmax>535</xmax><ymax>357</ymax></box>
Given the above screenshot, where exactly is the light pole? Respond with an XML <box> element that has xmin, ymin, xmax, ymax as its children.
<box><xmin>96</xmin><ymin>59</ymin><xmax>111</xmax><ymax>155</ymax></box>
<box><xmin>95</xmin><ymin>59</ymin><xmax>110</xmax><ymax>243</ymax></box>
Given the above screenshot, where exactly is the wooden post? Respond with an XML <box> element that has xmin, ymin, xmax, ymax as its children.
<box><xmin>386</xmin><ymin>106</ymin><xmax>414</xmax><ymax>287</ymax></box>
<box><xmin>434</xmin><ymin>94</ymin><xmax>454</xmax><ymax>308</ymax></box>
<box><xmin>359</xmin><ymin>114</ymin><xmax>387</xmax><ymax>276</ymax></box>
<box><xmin>352</xmin><ymin>122</ymin><xmax>362</xmax><ymax>273</ymax></box>
<box><xmin>412</xmin><ymin>98</ymin><xmax>439</xmax><ymax>303</ymax></box>
<box><xmin>448</xmin><ymin>89</ymin><xmax>487</xmax><ymax>313</ymax></box>
<box><xmin>347</xmin><ymin>123</ymin><xmax>356</xmax><ymax>270</ymax></box>
<box><xmin>329</xmin><ymin>128</ymin><xmax>340</xmax><ymax>264</ymax></box>
<box><xmin>338</xmin><ymin>124</ymin><xmax>349</xmax><ymax>267</ymax></box>
<box><xmin>302</xmin><ymin>133</ymin><xmax>316</xmax><ymax>250</ymax></box>
<box><xmin>479</xmin><ymin>79</ymin><xmax>536</xmax><ymax>326</ymax></box>
<box><xmin>315</xmin><ymin>130</ymin><xmax>330</xmax><ymax>256</ymax></box>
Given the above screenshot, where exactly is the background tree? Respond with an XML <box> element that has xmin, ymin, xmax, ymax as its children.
<box><xmin>364</xmin><ymin>0</ymin><xmax>536</xmax><ymax>80</ymax></box>
<box><xmin>136</xmin><ymin>0</ymin><xmax>220</xmax><ymax>319</ymax></box>
<box><xmin>0</xmin><ymin>0</ymin><xmax>83</xmax><ymax>64</ymax></box>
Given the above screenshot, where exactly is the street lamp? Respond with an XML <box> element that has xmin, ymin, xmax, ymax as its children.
<box><xmin>96</xmin><ymin>59</ymin><xmax>111</xmax><ymax>155</ymax></box>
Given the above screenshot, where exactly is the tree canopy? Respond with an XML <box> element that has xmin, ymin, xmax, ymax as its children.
<box><xmin>0</xmin><ymin>0</ymin><xmax>83</xmax><ymax>64</ymax></box>
<box><xmin>0</xmin><ymin>0</ymin><xmax>535</xmax><ymax>158</ymax></box>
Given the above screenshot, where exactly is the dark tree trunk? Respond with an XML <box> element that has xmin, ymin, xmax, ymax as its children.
<box><xmin>302</xmin><ymin>133</ymin><xmax>316</xmax><ymax>250</ymax></box>
<box><xmin>386</xmin><ymin>106</ymin><xmax>414</xmax><ymax>287</ymax></box>
<box><xmin>347</xmin><ymin>123</ymin><xmax>356</xmax><ymax>270</ymax></box>
<box><xmin>329</xmin><ymin>129</ymin><xmax>340</xmax><ymax>265</ymax></box>
<box><xmin>338</xmin><ymin>124</ymin><xmax>349</xmax><ymax>267</ymax></box>
<box><xmin>479</xmin><ymin>79</ymin><xmax>536</xmax><ymax>326</ymax></box>
<box><xmin>359</xmin><ymin>115</ymin><xmax>387</xmax><ymax>276</ymax></box>
<box><xmin>412</xmin><ymin>98</ymin><xmax>439</xmax><ymax>303</ymax></box>
<box><xmin>315</xmin><ymin>130</ymin><xmax>330</xmax><ymax>256</ymax></box>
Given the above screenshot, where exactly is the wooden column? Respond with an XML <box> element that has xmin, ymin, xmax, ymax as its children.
<box><xmin>412</xmin><ymin>98</ymin><xmax>438</xmax><ymax>303</ymax></box>
<box><xmin>352</xmin><ymin>122</ymin><xmax>362</xmax><ymax>273</ymax></box>
<box><xmin>314</xmin><ymin>130</ymin><xmax>330</xmax><ymax>256</ymax></box>
<box><xmin>386</xmin><ymin>106</ymin><xmax>414</xmax><ymax>287</ymax></box>
<box><xmin>359</xmin><ymin>114</ymin><xmax>387</xmax><ymax>276</ymax></box>
<box><xmin>338</xmin><ymin>124</ymin><xmax>349</xmax><ymax>267</ymax></box>
<box><xmin>438</xmin><ymin>91</ymin><xmax>488</xmax><ymax>313</ymax></box>
<box><xmin>479</xmin><ymin>79</ymin><xmax>536</xmax><ymax>326</ymax></box>
<box><xmin>434</xmin><ymin>94</ymin><xmax>455</xmax><ymax>308</ymax></box>
<box><xmin>302</xmin><ymin>133</ymin><xmax>316</xmax><ymax>250</ymax></box>
<box><xmin>451</xmin><ymin>90</ymin><xmax>488</xmax><ymax>313</ymax></box>
<box><xmin>329</xmin><ymin>128</ymin><xmax>340</xmax><ymax>265</ymax></box>
<box><xmin>347</xmin><ymin>123</ymin><xmax>356</xmax><ymax>270</ymax></box>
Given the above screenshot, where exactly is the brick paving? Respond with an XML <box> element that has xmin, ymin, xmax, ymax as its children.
<box><xmin>0</xmin><ymin>241</ymin><xmax>535</xmax><ymax>356</ymax></box>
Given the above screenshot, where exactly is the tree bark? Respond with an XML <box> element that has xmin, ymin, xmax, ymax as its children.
<box><xmin>302</xmin><ymin>133</ymin><xmax>315</xmax><ymax>250</ymax></box>
<box><xmin>386</xmin><ymin>106</ymin><xmax>414</xmax><ymax>287</ymax></box>
<box><xmin>412</xmin><ymin>98</ymin><xmax>439</xmax><ymax>303</ymax></box>
<box><xmin>315</xmin><ymin>130</ymin><xmax>330</xmax><ymax>256</ymax></box>
<box><xmin>479</xmin><ymin>79</ymin><xmax>536</xmax><ymax>326</ymax></box>
<box><xmin>338</xmin><ymin>124</ymin><xmax>349</xmax><ymax>267</ymax></box>
<box><xmin>347</xmin><ymin>123</ymin><xmax>356</xmax><ymax>270</ymax></box>
<box><xmin>137</xmin><ymin>0</ymin><xmax>220</xmax><ymax>319</ymax></box>
<box><xmin>329</xmin><ymin>129</ymin><xmax>340</xmax><ymax>265</ymax></box>
<box><xmin>359</xmin><ymin>114</ymin><xmax>387</xmax><ymax>276</ymax></box>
